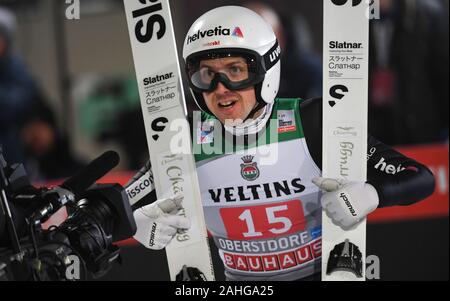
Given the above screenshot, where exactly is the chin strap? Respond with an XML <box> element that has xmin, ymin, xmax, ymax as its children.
<box><xmin>243</xmin><ymin>101</ymin><xmax>266</xmax><ymax>122</ymax></box>
<box><xmin>224</xmin><ymin>102</ymin><xmax>274</xmax><ymax>136</ymax></box>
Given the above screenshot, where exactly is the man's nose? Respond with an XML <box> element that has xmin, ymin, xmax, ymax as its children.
<box><xmin>214</xmin><ymin>82</ymin><xmax>230</xmax><ymax>94</ymax></box>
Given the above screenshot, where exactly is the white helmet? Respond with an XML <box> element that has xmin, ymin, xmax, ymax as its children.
<box><xmin>183</xmin><ymin>6</ymin><xmax>281</xmax><ymax>119</ymax></box>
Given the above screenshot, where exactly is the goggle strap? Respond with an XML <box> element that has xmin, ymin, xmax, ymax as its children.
<box><xmin>262</xmin><ymin>40</ymin><xmax>281</xmax><ymax>71</ymax></box>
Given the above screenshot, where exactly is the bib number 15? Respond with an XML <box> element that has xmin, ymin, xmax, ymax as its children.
<box><xmin>220</xmin><ymin>200</ymin><xmax>306</xmax><ymax>240</ymax></box>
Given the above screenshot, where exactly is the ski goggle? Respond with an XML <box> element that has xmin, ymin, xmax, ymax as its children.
<box><xmin>185</xmin><ymin>48</ymin><xmax>266</xmax><ymax>93</ymax></box>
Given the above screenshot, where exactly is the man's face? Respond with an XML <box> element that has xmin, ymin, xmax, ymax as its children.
<box><xmin>200</xmin><ymin>56</ymin><xmax>257</xmax><ymax>124</ymax></box>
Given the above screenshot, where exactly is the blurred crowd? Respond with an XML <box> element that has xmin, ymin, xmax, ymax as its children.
<box><xmin>0</xmin><ymin>6</ymin><xmax>85</xmax><ymax>182</ymax></box>
<box><xmin>0</xmin><ymin>0</ymin><xmax>448</xmax><ymax>181</ymax></box>
<box><xmin>369</xmin><ymin>0</ymin><xmax>448</xmax><ymax>145</ymax></box>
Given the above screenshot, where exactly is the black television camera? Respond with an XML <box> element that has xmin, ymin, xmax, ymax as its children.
<box><xmin>0</xmin><ymin>147</ymin><xmax>136</xmax><ymax>281</ymax></box>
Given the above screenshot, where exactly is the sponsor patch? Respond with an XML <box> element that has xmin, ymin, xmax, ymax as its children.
<box><xmin>197</xmin><ymin>120</ymin><xmax>214</xmax><ymax>144</ymax></box>
<box><xmin>240</xmin><ymin>155</ymin><xmax>260</xmax><ymax>181</ymax></box>
<box><xmin>221</xmin><ymin>238</ymin><xmax>321</xmax><ymax>273</ymax></box>
<box><xmin>277</xmin><ymin>110</ymin><xmax>296</xmax><ymax>133</ymax></box>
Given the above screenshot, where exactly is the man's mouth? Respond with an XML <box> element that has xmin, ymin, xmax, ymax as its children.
<box><xmin>218</xmin><ymin>100</ymin><xmax>237</xmax><ymax>108</ymax></box>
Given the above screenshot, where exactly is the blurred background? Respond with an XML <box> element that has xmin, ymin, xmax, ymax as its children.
<box><xmin>0</xmin><ymin>0</ymin><xmax>448</xmax><ymax>280</ymax></box>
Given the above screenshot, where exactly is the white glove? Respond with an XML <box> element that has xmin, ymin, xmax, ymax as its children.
<box><xmin>312</xmin><ymin>177</ymin><xmax>379</xmax><ymax>229</ymax></box>
<box><xmin>133</xmin><ymin>194</ymin><xmax>190</xmax><ymax>250</ymax></box>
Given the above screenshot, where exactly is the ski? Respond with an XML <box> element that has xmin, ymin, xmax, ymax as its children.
<box><xmin>321</xmin><ymin>0</ymin><xmax>370</xmax><ymax>281</ymax></box>
<box><xmin>123</xmin><ymin>0</ymin><xmax>215</xmax><ymax>281</ymax></box>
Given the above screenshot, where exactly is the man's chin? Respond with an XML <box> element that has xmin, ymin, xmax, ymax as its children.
<box><xmin>223</xmin><ymin>117</ymin><xmax>246</xmax><ymax>127</ymax></box>
<box><xmin>213</xmin><ymin>111</ymin><xmax>243</xmax><ymax>125</ymax></box>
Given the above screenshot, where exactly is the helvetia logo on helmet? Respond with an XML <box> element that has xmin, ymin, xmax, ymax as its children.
<box><xmin>187</xmin><ymin>26</ymin><xmax>244</xmax><ymax>44</ymax></box>
<box><xmin>231</xmin><ymin>27</ymin><xmax>244</xmax><ymax>38</ymax></box>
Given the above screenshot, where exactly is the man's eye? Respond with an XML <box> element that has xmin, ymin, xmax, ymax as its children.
<box><xmin>201</xmin><ymin>68</ymin><xmax>215</xmax><ymax>78</ymax></box>
<box><xmin>230</xmin><ymin>66</ymin><xmax>241</xmax><ymax>74</ymax></box>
